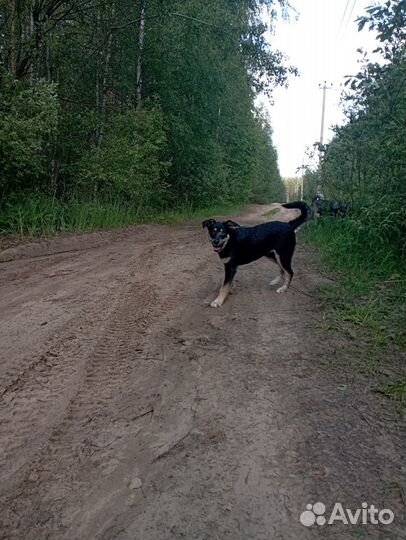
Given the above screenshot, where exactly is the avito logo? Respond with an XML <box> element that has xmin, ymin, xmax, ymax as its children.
<box><xmin>300</xmin><ymin>501</ymin><xmax>394</xmax><ymax>527</ymax></box>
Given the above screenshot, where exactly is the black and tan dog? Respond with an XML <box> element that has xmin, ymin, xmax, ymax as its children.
<box><xmin>202</xmin><ymin>201</ymin><xmax>309</xmax><ymax>308</ymax></box>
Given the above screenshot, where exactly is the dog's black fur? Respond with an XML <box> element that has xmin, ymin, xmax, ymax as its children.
<box><xmin>202</xmin><ymin>201</ymin><xmax>309</xmax><ymax>307</ymax></box>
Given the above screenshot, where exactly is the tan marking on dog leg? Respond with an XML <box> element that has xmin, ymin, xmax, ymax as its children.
<box><xmin>276</xmin><ymin>272</ymin><xmax>292</xmax><ymax>294</ymax></box>
<box><xmin>270</xmin><ymin>251</ymin><xmax>284</xmax><ymax>287</ymax></box>
<box><xmin>210</xmin><ymin>283</ymin><xmax>231</xmax><ymax>308</ymax></box>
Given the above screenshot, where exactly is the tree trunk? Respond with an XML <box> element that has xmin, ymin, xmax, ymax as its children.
<box><xmin>99</xmin><ymin>2</ymin><xmax>116</xmax><ymax>145</ymax></box>
<box><xmin>9</xmin><ymin>0</ymin><xmax>17</xmax><ymax>77</ymax></box>
<box><xmin>136</xmin><ymin>1</ymin><xmax>145</xmax><ymax>110</ymax></box>
<box><xmin>96</xmin><ymin>8</ymin><xmax>101</xmax><ymax>114</ymax></box>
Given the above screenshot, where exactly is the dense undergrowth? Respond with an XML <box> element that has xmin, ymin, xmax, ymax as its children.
<box><xmin>303</xmin><ymin>216</ymin><xmax>406</xmax><ymax>409</ymax></box>
<box><xmin>0</xmin><ymin>195</ymin><xmax>241</xmax><ymax>238</ymax></box>
<box><xmin>300</xmin><ymin>1</ymin><xmax>406</xmax><ymax>409</ymax></box>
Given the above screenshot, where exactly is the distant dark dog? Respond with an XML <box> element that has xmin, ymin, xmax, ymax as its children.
<box><xmin>202</xmin><ymin>201</ymin><xmax>309</xmax><ymax>308</ymax></box>
<box><xmin>311</xmin><ymin>196</ymin><xmax>347</xmax><ymax>218</ymax></box>
<box><xmin>329</xmin><ymin>199</ymin><xmax>348</xmax><ymax>217</ymax></box>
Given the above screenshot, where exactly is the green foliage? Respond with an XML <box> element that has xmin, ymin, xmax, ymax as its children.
<box><xmin>376</xmin><ymin>379</ymin><xmax>406</xmax><ymax>406</ymax></box>
<box><xmin>249</xmin><ymin>112</ymin><xmax>285</xmax><ymax>202</ymax></box>
<box><xmin>303</xmin><ymin>2</ymin><xmax>406</xmax><ymax>355</ymax></box>
<box><xmin>317</xmin><ymin>0</ymin><xmax>406</xmax><ymax>213</ymax></box>
<box><xmin>0</xmin><ymin>196</ymin><xmax>140</xmax><ymax>236</ymax></box>
<box><xmin>0</xmin><ymin>0</ymin><xmax>290</xmax><ymax>228</ymax></box>
<box><xmin>302</xmin><ymin>168</ymin><xmax>320</xmax><ymax>201</ymax></box>
<box><xmin>304</xmin><ymin>217</ymin><xmax>400</xmax><ymax>284</ymax></box>
<box><xmin>303</xmin><ymin>218</ymin><xmax>405</xmax><ymax>350</ymax></box>
<box><xmin>0</xmin><ymin>76</ymin><xmax>58</xmax><ymax>195</ymax></box>
<box><xmin>0</xmin><ymin>195</ymin><xmax>241</xmax><ymax>237</ymax></box>
<box><xmin>78</xmin><ymin>106</ymin><xmax>171</xmax><ymax>207</ymax></box>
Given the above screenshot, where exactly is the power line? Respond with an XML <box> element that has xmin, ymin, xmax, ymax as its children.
<box><xmin>343</xmin><ymin>0</ymin><xmax>357</xmax><ymax>32</ymax></box>
<box><xmin>336</xmin><ymin>0</ymin><xmax>357</xmax><ymax>40</ymax></box>
<box><xmin>339</xmin><ymin>0</ymin><xmax>352</xmax><ymax>29</ymax></box>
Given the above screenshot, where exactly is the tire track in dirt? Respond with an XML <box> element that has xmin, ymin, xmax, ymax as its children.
<box><xmin>0</xmin><ymin>228</ymin><xmax>213</xmax><ymax>540</ymax></box>
<box><xmin>0</xmin><ymin>227</ymin><xmax>171</xmax><ymax>398</ymax></box>
<box><xmin>0</xmin><ymin>242</ymin><xmax>153</xmax><ymax>490</ymax></box>
<box><xmin>62</xmin><ymin>248</ymin><xmax>313</xmax><ymax>539</ymax></box>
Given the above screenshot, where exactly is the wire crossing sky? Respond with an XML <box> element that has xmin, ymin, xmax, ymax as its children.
<box><xmin>261</xmin><ymin>0</ymin><xmax>379</xmax><ymax>178</ymax></box>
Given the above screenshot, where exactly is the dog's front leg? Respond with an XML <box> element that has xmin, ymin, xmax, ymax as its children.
<box><xmin>211</xmin><ymin>262</ymin><xmax>237</xmax><ymax>308</ymax></box>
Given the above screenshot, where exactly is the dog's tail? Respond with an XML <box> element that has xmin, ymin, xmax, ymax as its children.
<box><xmin>282</xmin><ymin>201</ymin><xmax>309</xmax><ymax>230</ymax></box>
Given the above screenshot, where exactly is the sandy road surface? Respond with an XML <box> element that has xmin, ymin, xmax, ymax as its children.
<box><xmin>0</xmin><ymin>205</ymin><xmax>405</xmax><ymax>540</ymax></box>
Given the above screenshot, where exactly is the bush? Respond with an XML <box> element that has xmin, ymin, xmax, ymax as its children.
<box><xmin>77</xmin><ymin>105</ymin><xmax>171</xmax><ymax>208</ymax></box>
<box><xmin>0</xmin><ymin>76</ymin><xmax>59</xmax><ymax>196</ymax></box>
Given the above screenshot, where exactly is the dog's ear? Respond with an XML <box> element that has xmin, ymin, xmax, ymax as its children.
<box><xmin>225</xmin><ymin>219</ymin><xmax>240</xmax><ymax>230</ymax></box>
<box><xmin>202</xmin><ymin>218</ymin><xmax>216</xmax><ymax>229</ymax></box>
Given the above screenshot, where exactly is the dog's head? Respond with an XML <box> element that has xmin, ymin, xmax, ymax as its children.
<box><xmin>202</xmin><ymin>218</ymin><xmax>240</xmax><ymax>253</ymax></box>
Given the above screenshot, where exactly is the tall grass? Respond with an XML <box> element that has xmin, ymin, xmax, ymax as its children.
<box><xmin>303</xmin><ymin>216</ymin><xmax>402</xmax><ymax>282</ymax></box>
<box><xmin>303</xmin><ymin>214</ymin><xmax>406</xmax><ymax>408</ymax></box>
<box><xmin>303</xmin><ymin>216</ymin><xmax>406</xmax><ymax>350</ymax></box>
<box><xmin>0</xmin><ymin>195</ymin><xmax>241</xmax><ymax>238</ymax></box>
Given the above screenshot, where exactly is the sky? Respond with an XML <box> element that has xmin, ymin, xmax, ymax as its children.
<box><xmin>260</xmin><ymin>0</ymin><xmax>380</xmax><ymax>177</ymax></box>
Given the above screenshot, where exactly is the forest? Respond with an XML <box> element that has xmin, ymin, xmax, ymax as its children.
<box><xmin>305</xmin><ymin>1</ymin><xmax>405</xmax><ymax>226</ymax></box>
<box><xmin>0</xmin><ymin>0</ymin><xmax>293</xmax><ymax>233</ymax></box>
<box><xmin>304</xmin><ymin>1</ymin><xmax>405</xmax><ymax>263</ymax></box>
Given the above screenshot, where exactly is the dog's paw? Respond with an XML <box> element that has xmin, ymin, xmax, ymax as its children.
<box><xmin>276</xmin><ymin>285</ymin><xmax>288</xmax><ymax>294</ymax></box>
<box><xmin>270</xmin><ymin>276</ymin><xmax>281</xmax><ymax>286</ymax></box>
<box><xmin>210</xmin><ymin>298</ymin><xmax>223</xmax><ymax>308</ymax></box>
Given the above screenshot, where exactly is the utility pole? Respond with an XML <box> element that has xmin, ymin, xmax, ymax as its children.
<box><xmin>318</xmin><ymin>81</ymin><xmax>333</xmax><ymax>194</ymax></box>
<box><xmin>318</xmin><ymin>81</ymin><xmax>333</xmax><ymax>149</ymax></box>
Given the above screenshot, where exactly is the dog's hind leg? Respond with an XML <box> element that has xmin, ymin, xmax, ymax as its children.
<box><xmin>211</xmin><ymin>262</ymin><xmax>237</xmax><ymax>308</ymax></box>
<box><xmin>275</xmin><ymin>239</ymin><xmax>295</xmax><ymax>294</ymax></box>
<box><xmin>276</xmin><ymin>253</ymin><xmax>294</xmax><ymax>293</ymax></box>
<box><xmin>266</xmin><ymin>251</ymin><xmax>284</xmax><ymax>286</ymax></box>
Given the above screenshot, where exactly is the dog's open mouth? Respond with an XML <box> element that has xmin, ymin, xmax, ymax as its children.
<box><xmin>212</xmin><ymin>235</ymin><xmax>229</xmax><ymax>253</ymax></box>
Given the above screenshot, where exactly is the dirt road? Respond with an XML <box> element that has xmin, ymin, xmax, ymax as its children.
<box><xmin>0</xmin><ymin>205</ymin><xmax>405</xmax><ymax>540</ymax></box>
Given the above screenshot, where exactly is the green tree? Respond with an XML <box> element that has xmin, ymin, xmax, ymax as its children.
<box><xmin>314</xmin><ymin>0</ymin><xmax>405</xmax><ymax>257</ymax></box>
<box><xmin>0</xmin><ymin>0</ymin><xmax>294</xmax><ymax>217</ymax></box>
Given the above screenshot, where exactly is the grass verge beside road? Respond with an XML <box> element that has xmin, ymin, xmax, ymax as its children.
<box><xmin>0</xmin><ymin>195</ymin><xmax>241</xmax><ymax>239</ymax></box>
<box><xmin>302</xmin><ymin>217</ymin><xmax>406</xmax><ymax>410</ymax></box>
